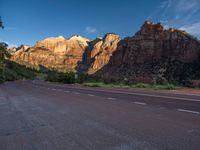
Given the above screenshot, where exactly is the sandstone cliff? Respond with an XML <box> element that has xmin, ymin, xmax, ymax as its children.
<box><xmin>11</xmin><ymin>35</ymin><xmax>90</xmax><ymax>72</ymax></box>
<box><xmin>10</xmin><ymin>21</ymin><xmax>200</xmax><ymax>83</ymax></box>
<box><xmin>78</xmin><ymin>33</ymin><xmax>120</xmax><ymax>74</ymax></box>
<box><xmin>97</xmin><ymin>21</ymin><xmax>200</xmax><ymax>83</ymax></box>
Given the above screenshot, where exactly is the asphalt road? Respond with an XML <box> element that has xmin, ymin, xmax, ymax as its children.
<box><xmin>0</xmin><ymin>80</ymin><xmax>200</xmax><ymax>150</ymax></box>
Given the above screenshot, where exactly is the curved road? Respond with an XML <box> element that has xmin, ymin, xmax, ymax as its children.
<box><xmin>0</xmin><ymin>80</ymin><xmax>200</xmax><ymax>150</ymax></box>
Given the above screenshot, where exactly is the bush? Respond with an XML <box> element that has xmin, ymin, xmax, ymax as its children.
<box><xmin>0</xmin><ymin>68</ymin><xmax>5</xmax><ymax>83</ymax></box>
<box><xmin>4</xmin><ymin>68</ymin><xmax>19</xmax><ymax>81</ymax></box>
<box><xmin>46</xmin><ymin>71</ymin><xmax>76</xmax><ymax>84</ymax></box>
<box><xmin>132</xmin><ymin>83</ymin><xmax>150</xmax><ymax>88</ymax></box>
<box><xmin>5</xmin><ymin>61</ymin><xmax>37</xmax><ymax>80</ymax></box>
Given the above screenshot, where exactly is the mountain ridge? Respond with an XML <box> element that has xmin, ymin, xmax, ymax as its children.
<box><xmin>10</xmin><ymin>21</ymin><xmax>200</xmax><ymax>83</ymax></box>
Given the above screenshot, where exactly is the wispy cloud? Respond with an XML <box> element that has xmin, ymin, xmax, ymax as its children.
<box><xmin>85</xmin><ymin>26</ymin><xmax>97</xmax><ymax>34</ymax></box>
<box><xmin>180</xmin><ymin>22</ymin><xmax>200</xmax><ymax>36</ymax></box>
<box><xmin>149</xmin><ymin>0</ymin><xmax>200</xmax><ymax>37</ymax></box>
<box><xmin>176</xmin><ymin>0</ymin><xmax>199</xmax><ymax>12</ymax></box>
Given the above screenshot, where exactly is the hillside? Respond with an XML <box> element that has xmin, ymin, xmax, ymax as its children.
<box><xmin>10</xmin><ymin>21</ymin><xmax>200</xmax><ymax>84</ymax></box>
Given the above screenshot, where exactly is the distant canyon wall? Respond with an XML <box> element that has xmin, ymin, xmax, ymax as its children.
<box><xmin>10</xmin><ymin>21</ymin><xmax>200</xmax><ymax>83</ymax></box>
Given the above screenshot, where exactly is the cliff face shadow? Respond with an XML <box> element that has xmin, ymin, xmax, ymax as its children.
<box><xmin>76</xmin><ymin>39</ymin><xmax>102</xmax><ymax>73</ymax></box>
<box><xmin>92</xmin><ymin>37</ymin><xmax>200</xmax><ymax>84</ymax></box>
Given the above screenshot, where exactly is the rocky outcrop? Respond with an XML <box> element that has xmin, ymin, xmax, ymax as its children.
<box><xmin>78</xmin><ymin>33</ymin><xmax>120</xmax><ymax>74</ymax></box>
<box><xmin>10</xmin><ymin>21</ymin><xmax>200</xmax><ymax>83</ymax></box>
<box><xmin>11</xmin><ymin>36</ymin><xmax>90</xmax><ymax>72</ymax></box>
<box><xmin>97</xmin><ymin>21</ymin><xmax>200</xmax><ymax>83</ymax></box>
<box><xmin>8</xmin><ymin>45</ymin><xmax>30</xmax><ymax>54</ymax></box>
<box><xmin>16</xmin><ymin>45</ymin><xmax>30</xmax><ymax>52</ymax></box>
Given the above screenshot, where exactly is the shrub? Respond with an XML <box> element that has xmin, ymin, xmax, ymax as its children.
<box><xmin>132</xmin><ymin>83</ymin><xmax>150</xmax><ymax>88</ymax></box>
<box><xmin>46</xmin><ymin>71</ymin><xmax>76</xmax><ymax>84</ymax></box>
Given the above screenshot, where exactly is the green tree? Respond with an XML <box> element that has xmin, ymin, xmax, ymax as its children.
<box><xmin>0</xmin><ymin>42</ymin><xmax>10</xmax><ymax>59</ymax></box>
<box><xmin>0</xmin><ymin>43</ymin><xmax>10</xmax><ymax>83</ymax></box>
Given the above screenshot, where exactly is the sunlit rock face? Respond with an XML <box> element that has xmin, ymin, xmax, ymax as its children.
<box><xmin>78</xmin><ymin>33</ymin><xmax>120</xmax><ymax>74</ymax></box>
<box><xmin>11</xmin><ymin>36</ymin><xmax>90</xmax><ymax>72</ymax></box>
<box><xmin>97</xmin><ymin>21</ymin><xmax>200</xmax><ymax>83</ymax></box>
<box><xmin>10</xmin><ymin>21</ymin><xmax>200</xmax><ymax>83</ymax></box>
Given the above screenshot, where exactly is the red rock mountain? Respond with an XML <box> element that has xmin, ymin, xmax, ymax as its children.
<box><xmin>11</xmin><ymin>35</ymin><xmax>90</xmax><ymax>71</ymax></box>
<box><xmin>97</xmin><ymin>21</ymin><xmax>200</xmax><ymax>83</ymax></box>
<box><xmin>11</xmin><ymin>21</ymin><xmax>200</xmax><ymax>83</ymax></box>
<box><xmin>78</xmin><ymin>33</ymin><xmax>120</xmax><ymax>74</ymax></box>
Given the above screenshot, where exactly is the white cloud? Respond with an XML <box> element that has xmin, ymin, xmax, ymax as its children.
<box><xmin>148</xmin><ymin>0</ymin><xmax>200</xmax><ymax>37</ymax></box>
<box><xmin>85</xmin><ymin>26</ymin><xmax>97</xmax><ymax>34</ymax></box>
<box><xmin>180</xmin><ymin>22</ymin><xmax>200</xmax><ymax>36</ymax></box>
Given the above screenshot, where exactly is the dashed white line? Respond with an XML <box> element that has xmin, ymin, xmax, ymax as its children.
<box><xmin>88</xmin><ymin>94</ymin><xmax>95</xmax><ymax>97</ymax></box>
<box><xmin>177</xmin><ymin>109</ymin><xmax>200</xmax><ymax>115</ymax></box>
<box><xmin>65</xmin><ymin>91</ymin><xmax>70</xmax><ymax>93</ymax></box>
<box><xmin>45</xmin><ymin>85</ymin><xmax>200</xmax><ymax>102</ymax></box>
<box><xmin>74</xmin><ymin>92</ymin><xmax>80</xmax><ymax>95</ymax></box>
<box><xmin>107</xmin><ymin>97</ymin><xmax>116</xmax><ymax>100</ymax></box>
<box><xmin>134</xmin><ymin>102</ymin><xmax>147</xmax><ymax>105</ymax></box>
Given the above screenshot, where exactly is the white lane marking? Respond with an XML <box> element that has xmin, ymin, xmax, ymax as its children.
<box><xmin>134</xmin><ymin>102</ymin><xmax>147</xmax><ymax>105</ymax></box>
<box><xmin>62</xmin><ymin>87</ymin><xmax>200</xmax><ymax>102</ymax></box>
<box><xmin>177</xmin><ymin>109</ymin><xmax>200</xmax><ymax>114</ymax></box>
<box><xmin>37</xmin><ymin>83</ymin><xmax>200</xmax><ymax>102</ymax></box>
<box><xmin>88</xmin><ymin>94</ymin><xmax>95</xmax><ymax>97</ymax></box>
<box><xmin>29</xmin><ymin>82</ymin><xmax>200</xmax><ymax>102</ymax></box>
<box><xmin>107</xmin><ymin>97</ymin><xmax>116</xmax><ymax>100</ymax></box>
<box><xmin>173</xmin><ymin>93</ymin><xmax>200</xmax><ymax>97</ymax></box>
<box><xmin>74</xmin><ymin>92</ymin><xmax>80</xmax><ymax>95</ymax></box>
<box><xmin>65</xmin><ymin>91</ymin><xmax>69</xmax><ymax>93</ymax></box>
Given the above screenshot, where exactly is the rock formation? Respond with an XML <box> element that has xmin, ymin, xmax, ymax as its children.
<box><xmin>11</xmin><ymin>35</ymin><xmax>90</xmax><ymax>72</ymax></box>
<box><xmin>10</xmin><ymin>21</ymin><xmax>200</xmax><ymax>83</ymax></box>
<box><xmin>97</xmin><ymin>21</ymin><xmax>200</xmax><ymax>83</ymax></box>
<box><xmin>78</xmin><ymin>33</ymin><xmax>120</xmax><ymax>74</ymax></box>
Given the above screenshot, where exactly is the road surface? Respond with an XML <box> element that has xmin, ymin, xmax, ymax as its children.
<box><xmin>0</xmin><ymin>80</ymin><xmax>200</xmax><ymax>150</ymax></box>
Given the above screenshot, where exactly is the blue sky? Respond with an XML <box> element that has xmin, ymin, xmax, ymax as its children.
<box><xmin>0</xmin><ymin>0</ymin><xmax>200</xmax><ymax>47</ymax></box>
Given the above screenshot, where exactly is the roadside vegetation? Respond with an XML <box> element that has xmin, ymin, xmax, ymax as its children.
<box><xmin>44</xmin><ymin>72</ymin><xmax>179</xmax><ymax>90</ymax></box>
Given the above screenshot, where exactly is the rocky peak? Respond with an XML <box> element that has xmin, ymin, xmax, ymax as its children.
<box><xmin>97</xmin><ymin>21</ymin><xmax>200</xmax><ymax>83</ymax></box>
<box><xmin>37</xmin><ymin>36</ymin><xmax>65</xmax><ymax>44</ymax></box>
<box><xmin>16</xmin><ymin>45</ymin><xmax>30</xmax><ymax>52</ymax></box>
<box><xmin>35</xmin><ymin>36</ymin><xmax>65</xmax><ymax>50</ymax></box>
<box><xmin>78</xmin><ymin>33</ymin><xmax>121</xmax><ymax>74</ymax></box>
<box><xmin>102</xmin><ymin>33</ymin><xmax>120</xmax><ymax>50</ymax></box>
<box><xmin>135</xmin><ymin>21</ymin><xmax>164</xmax><ymax>37</ymax></box>
<box><xmin>68</xmin><ymin>35</ymin><xmax>90</xmax><ymax>47</ymax></box>
<box><xmin>69</xmin><ymin>35</ymin><xmax>90</xmax><ymax>41</ymax></box>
